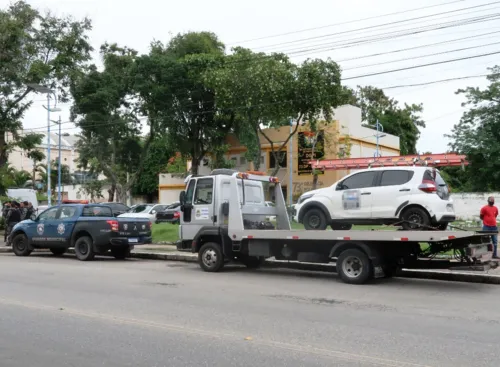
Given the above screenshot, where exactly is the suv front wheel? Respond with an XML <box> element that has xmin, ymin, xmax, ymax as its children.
<box><xmin>303</xmin><ymin>208</ymin><xmax>328</xmax><ymax>230</ymax></box>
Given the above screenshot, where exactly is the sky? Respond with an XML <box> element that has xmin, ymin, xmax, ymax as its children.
<box><xmin>6</xmin><ymin>0</ymin><xmax>500</xmax><ymax>154</ymax></box>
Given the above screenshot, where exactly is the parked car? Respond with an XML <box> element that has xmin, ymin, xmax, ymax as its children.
<box><xmin>294</xmin><ymin>166</ymin><xmax>455</xmax><ymax>231</ymax></box>
<box><xmin>118</xmin><ymin>203</ymin><xmax>169</xmax><ymax>222</ymax></box>
<box><xmin>8</xmin><ymin>204</ymin><xmax>152</xmax><ymax>261</ymax></box>
<box><xmin>155</xmin><ymin>202</ymin><xmax>181</xmax><ymax>224</ymax></box>
<box><xmin>98</xmin><ymin>202</ymin><xmax>130</xmax><ymax>217</ymax></box>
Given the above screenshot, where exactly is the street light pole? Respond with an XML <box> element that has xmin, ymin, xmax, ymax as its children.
<box><xmin>27</xmin><ymin>84</ymin><xmax>58</xmax><ymax>206</ymax></box>
<box><xmin>375</xmin><ymin>120</ymin><xmax>384</xmax><ymax>158</ymax></box>
<box><xmin>289</xmin><ymin>118</ymin><xmax>293</xmax><ymax>207</ymax></box>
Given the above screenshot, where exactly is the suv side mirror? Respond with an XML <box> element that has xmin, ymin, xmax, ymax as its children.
<box><xmin>30</xmin><ymin>213</ymin><xmax>37</xmax><ymax>221</ymax></box>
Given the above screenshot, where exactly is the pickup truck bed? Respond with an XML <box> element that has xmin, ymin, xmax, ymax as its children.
<box><xmin>8</xmin><ymin>204</ymin><xmax>152</xmax><ymax>261</ymax></box>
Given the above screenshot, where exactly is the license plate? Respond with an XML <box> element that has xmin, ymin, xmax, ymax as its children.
<box><xmin>128</xmin><ymin>238</ymin><xmax>138</xmax><ymax>243</ymax></box>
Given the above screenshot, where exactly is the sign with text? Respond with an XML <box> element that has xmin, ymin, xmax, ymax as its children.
<box><xmin>297</xmin><ymin>131</ymin><xmax>325</xmax><ymax>175</ymax></box>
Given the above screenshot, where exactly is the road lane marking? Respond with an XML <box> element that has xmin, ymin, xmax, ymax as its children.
<box><xmin>0</xmin><ymin>297</ymin><xmax>432</xmax><ymax>367</ymax></box>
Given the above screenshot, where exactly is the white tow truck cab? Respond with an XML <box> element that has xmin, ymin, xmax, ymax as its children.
<box><xmin>177</xmin><ymin>169</ymin><xmax>497</xmax><ymax>284</ymax></box>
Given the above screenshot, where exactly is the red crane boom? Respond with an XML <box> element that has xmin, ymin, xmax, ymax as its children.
<box><xmin>310</xmin><ymin>153</ymin><xmax>468</xmax><ymax>170</ymax></box>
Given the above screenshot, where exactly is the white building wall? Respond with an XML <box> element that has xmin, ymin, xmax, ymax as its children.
<box><xmin>451</xmin><ymin>192</ymin><xmax>500</xmax><ymax>221</ymax></box>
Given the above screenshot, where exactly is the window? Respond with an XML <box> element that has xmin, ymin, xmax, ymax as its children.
<box><xmin>339</xmin><ymin>172</ymin><xmax>376</xmax><ymax>190</ymax></box>
<box><xmin>82</xmin><ymin>206</ymin><xmax>113</xmax><ymax>217</ymax></box>
<box><xmin>240</xmin><ymin>156</ymin><xmax>246</xmax><ymax>165</ymax></box>
<box><xmin>231</xmin><ymin>157</ymin><xmax>237</xmax><ymax>165</ymax></box>
<box><xmin>260</xmin><ymin>156</ymin><xmax>264</xmax><ymax>164</ymax></box>
<box><xmin>269</xmin><ymin>151</ymin><xmax>287</xmax><ymax>169</ymax></box>
<box><xmin>107</xmin><ymin>203</ymin><xmax>129</xmax><ymax>212</ymax></box>
<box><xmin>59</xmin><ymin>206</ymin><xmax>77</xmax><ymax>219</ymax></box>
<box><xmin>194</xmin><ymin>178</ymin><xmax>213</xmax><ymax>205</ymax></box>
<box><xmin>38</xmin><ymin>207</ymin><xmax>58</xmax><ymax>221</ymax></box>
<box><xmin>185</xmin><ymin>179</ymin><xmax>196</xmax><ymax>204</ymax></box>
<box><xmin>379</xmin><ymin>170</ymin><xmax>414</xmax><ymax>186</ymax></box>
<box><xmin>130</xmin><ymin>204</ymin><xmax>153</xmax><ymax>213</ymax></box>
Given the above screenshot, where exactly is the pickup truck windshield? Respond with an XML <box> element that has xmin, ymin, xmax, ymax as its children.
<box><xmin>82</xmin><ymin>206</ymin><xmax>113</xmax><ymax>217</ymax></box>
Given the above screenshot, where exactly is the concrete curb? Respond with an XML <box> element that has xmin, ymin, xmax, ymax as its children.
<box><xmin>2</xmin><ymin>246</ymin><xmax>500</xmax><ymax>284</ymax></box>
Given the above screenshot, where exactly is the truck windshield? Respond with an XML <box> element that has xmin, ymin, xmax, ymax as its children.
<box><xmin>82</xmin><ymin>206</ymin><xmax>113</xmax><ymax>217</ymax></box>
<box><xmin>222</xmin><ymin>182</ymin><xmax>265</xmax><ymax>204</ymax></box>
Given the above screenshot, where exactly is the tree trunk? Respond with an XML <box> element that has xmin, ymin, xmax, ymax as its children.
<box><xmin>311</xmin><ymin>131</ymin><xmax>319</xmax><ymax>191</ymax></box>
<box><xmin>253</xmin><ymin>125</ymin><xmax>261</xmax><ymax>170</ymax></box>
<box><xmin>190</xmin><ymin>157</ymin><xmax>200</xmax><ymax>175</ymax></box>
<box><xmin>0</xmin><ymin>133</ymin><xmax>7</xmax><ymax>168</ymax></box>
<box><xmin>107</xmin><ymin>182</ymin><xmax>116</xmax><ymax>202</ymax></box>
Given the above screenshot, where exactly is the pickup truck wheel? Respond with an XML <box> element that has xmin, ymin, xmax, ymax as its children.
<box><xmin>199</xmin><ymin>242</ymin><xmax>224</xmax><ymax>272</ymax></box>
<box><xmin>111</xmin><ymin>247</ymin><xmax>131</xmax><ymax>260</ymax></box>
<box><xmin>303</xmin><ymin>209</ymin><xmax>328</xmax><ymax>230</ymax></box>
<box><xmin>74</xmin><ymin>236</ymin><xmax>95</xmax><ymax>261</ymax></box>
<box><xmin>337</xmin><ymin>248</ymin><xmax>373</xmax><ymax>284</ymax></box>
<box><xmin>12</xmin><ymin>234</ymin><xmax>32</xmax><ymax>257</ymax></box>
<box><xmin>50</xmin><ymin>248</ymin><xmax>66</xmax><ymax>256</ymax></box>
<box><xmin>401</xmin><ymin>207</ymin><xmax>430</xmax><ymax>230</ymax></box>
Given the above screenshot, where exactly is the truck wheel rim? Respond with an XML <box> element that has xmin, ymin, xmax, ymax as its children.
<box><xmin>78</xmin><ymin>243</ymin><xmax>88</xmax><ymax>255</ymax></box>
<box><xmin>15</xmin><ymin>238</ymin><xmax>26</xmax><ymax>251</ymax></box>
<box><xmin>342</xmin><ymin>256</ymin><xmax>363</xmax><ymax>278</ymax></box>
<box><xmin>202</xmin><ymin>249</ymin><xmax>217</xmax><ymax>268</ymax></box>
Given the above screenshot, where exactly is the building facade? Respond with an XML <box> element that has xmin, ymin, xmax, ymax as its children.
<box><xmin>159</xmin><ymin>105</ymin><xmax>401</xmax><ymax>203</ymax></box>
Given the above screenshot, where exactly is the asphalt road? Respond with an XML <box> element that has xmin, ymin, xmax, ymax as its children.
<box><xmin>1</xmin><ymin>253</ymin><xmax>499</xmax><ymax>367</ymax></box>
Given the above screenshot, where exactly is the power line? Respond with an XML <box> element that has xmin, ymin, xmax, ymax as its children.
<box><xmin>253</xmin><ymin>1</ymin><xmax>500</xmax><ymax>51</ymax></box>
<box><xmin>342</xmin><ymin>50</ymin><xmax>500</xmax><ymax>80</ymax></box>
<box><xmin>285</xmin><ymin>13</ymin><xmax>500</xmax><ymax>57</ymax></box>
<box><xmin>275</xmin><ymin>7</ymin><xmax>500</xmax><ymax>54</ymax></box>
<box><xmin>231</xmin><ymin>0</ymin><xmax>466</xmax><ymax>45</ymax></box>
<box><xmin>381</xmin><ymin>74</ymin><xmax>491</xmax><ymax>89</ymax></box>
<box><xmin>343</xmin><ymin>40</ymin><xmax>500</xmax><ymax>71</ymax></box>
<box><xmin>335</xmin><ymin>29</ymin><xmax>500</xmax><ymax>63</ymax></box>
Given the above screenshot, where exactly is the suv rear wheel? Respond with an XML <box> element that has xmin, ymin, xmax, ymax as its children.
<box><xmin>303</xmin><ymin>208</ymin><xmax>328</xmax><ymax>230</ymax></box>
<box><xmin>401</xmin><ymin>207</ymin><xmax>431</xmax><ymax>230</ymax></box>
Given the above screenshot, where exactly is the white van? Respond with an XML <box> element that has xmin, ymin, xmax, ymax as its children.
<box><xmin>3</xmin><ymin>188</ymin><xmax>39</xmax><ymax>212</ymax></box>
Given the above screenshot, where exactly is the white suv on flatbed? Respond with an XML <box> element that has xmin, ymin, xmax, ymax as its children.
<box><xmin>294</xmin><ymin>166</ymin><xmax>455</xmax><ymax>231</ymax></box>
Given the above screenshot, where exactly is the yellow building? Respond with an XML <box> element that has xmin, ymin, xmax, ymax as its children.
<box><xmin>159</xmin><ymin>105</ymin><xmax>400</xmax><ymax>203</ymax></box>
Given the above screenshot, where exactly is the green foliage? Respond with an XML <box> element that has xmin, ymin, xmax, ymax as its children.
<box><xmin>166</xmin><ymin>155</ymin><xmax>188</xmax><ymax>174</ymax></box>
<box><xmin>0</xmin><ymin>1</ymin><xmax>92</xmax><ymax>167</ymax></box>
<box><xmin>36</xmin><ymin>160</ymin><xmax>73</xmax><ymax>193</ymax></box>
<box><xmin>350</xmin><ymin>86</ymin><xmax>424</xmax><ymax>155</ymax></box>
<box><xmin>78</xmin><ymin>179</ymin><xmax>104</xmax><ymax>203</ymax></box>
<box><xmin>446</xmin><ymin>66</ymin><xmax>500</xmax><ymax>192</ymax></box>
<box><xmin>133</xmin><ymin>137</ymin><xmax>175</xmax><ymax>196</ymax></box>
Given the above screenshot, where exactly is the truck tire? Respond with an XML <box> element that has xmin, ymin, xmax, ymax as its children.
<box><xmin>111</xmin><ymin>246</ymin><xmax>131</xmax><ymax>260</ymax></box>
<box><xmin>12</xmin><ymin>234</ymin><xmax>32</xmax><ymax>257</ymax></box>
<box><xmin>401</xmin><ymin>207</ymin><xmax>430</xmax><ymax>230</ymax></box>
<box><xmin>50</xmin><ymin>248</ymin><xmax>66</xmax><ymax>256</ymax></box>
<box><xmin>198</xmin><ymin>242</ymin><xmax>224</xmax><ymax>272</ymax></box>
<box><xmin>240</xmin><ymin>256</ymin><xmax>264</xmax><ymax>269</ymax></box>
<box><xmin>336</xmin><ymin>248</ymin><xmax>373</xmax><ymax>284</ymax></box>
<box><xmin>74</xmin><ymin>236</ymin><xmax>95</xmax><ymax>261</ymax></box>
<box><xmin>303</xmin><ymin>208</ymin><xmax>328</xmax><ymax>230</ymax></box>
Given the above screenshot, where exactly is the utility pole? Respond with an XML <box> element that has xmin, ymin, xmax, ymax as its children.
<box><xmin>289</xmin><ymin>118</ymin><xmax>293</xmax><ymax>207</ymax></box>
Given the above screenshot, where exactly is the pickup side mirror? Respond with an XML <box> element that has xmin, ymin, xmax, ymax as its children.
<box><xmin>30</xmin><ymin>213</ymin><xmax>37</xmax><ymax>221</ymax></box>
<box><xmin>151</xmin><ymin>210</ymin><xmax>157</xmax><ymax>215</ymax></box>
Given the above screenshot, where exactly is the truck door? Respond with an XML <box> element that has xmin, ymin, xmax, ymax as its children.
<box><xmin>54</xmin><ymin>206</ymin><xmax>79</xmax><ymax>247</ymax></box>
<box><xmin>181</xmin><ymin>177</ymin><xmax>215</xmax><ymax>241</ymax></box>
<box><xmin>30</xmin><ymin>206</ymin><xmax>60</xmax><ymax>247</ymax></box>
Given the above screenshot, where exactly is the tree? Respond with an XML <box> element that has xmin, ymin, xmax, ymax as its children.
<box><xmin>350</xmin><ymin>86</ymin><xmax>425</xmax><ymax>155</ymax></box>
<box><xmin>0</xmin><ymin>1</ymin><xmax>92</xmax><ymax>167</ymax></box>
<box><xmin>132</xmin><ymin>136</ymin><xmax>175</xmax><ymax>201</ymax></box>
<box><xmin>261</xmin><ymin>58</ymin><xmax>347</xmax><ymax>176</ymax></box>
<box><xmin>37</xmin><ymin>160</ymin><xmax>72</xmax><ymax>194</ymax></box>
<box><xmin>446</xmin><ymin>66</ymin><xmax>500</xmax><ymax>191</ymax></box>
<box><xmin>78</xmin><ymin>179</ymin><xmax>105</xmax><ymax>203</ymax></box>
<box><xmin>71</xmin><ymin>44</ymin><xmax>147</xmax><ymax>203</ymax></box>
<box><xmin>145</xmin><ymin>32</ymin><xmax>235</xmax><ymax>175</ymax></box>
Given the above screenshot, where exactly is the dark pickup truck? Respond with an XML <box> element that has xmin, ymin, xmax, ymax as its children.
<box><xmin>8</xmin><ymin>204</ymin><xmax>152</xmax><ymax>261</ymax></box>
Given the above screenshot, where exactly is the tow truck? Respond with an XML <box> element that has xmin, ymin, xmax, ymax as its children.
<box><xmin>176</xmin><ymin>169</ymin><xmax>497</xmax><ymax>284</ymax></box>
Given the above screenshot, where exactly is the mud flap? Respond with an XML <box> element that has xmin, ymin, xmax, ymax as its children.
<box><xmin>373</xmin><ymin>265</ymin><xmax>385</xmax><ymax>279</ymax></box>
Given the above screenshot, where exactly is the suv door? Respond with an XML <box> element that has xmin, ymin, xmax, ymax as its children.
<box><xmin>370</xmin><ymin>170</ymin><xmax>415</xmax><ymax>218</ymax></box>
<box><xmin>333</xmin><ymin>171</ymin><xmax>377</xmax><ymax>219</ymax></box>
